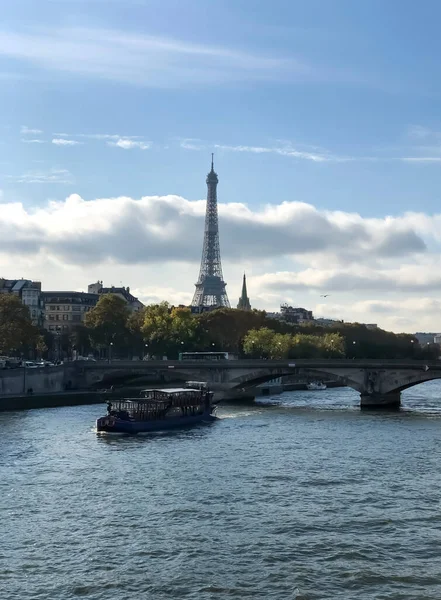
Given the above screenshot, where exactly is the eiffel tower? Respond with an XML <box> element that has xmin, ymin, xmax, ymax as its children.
<box><xmin>191</xmin><ymin>155</ymin><xmax>230</xmax><ymax>309</ymax></box>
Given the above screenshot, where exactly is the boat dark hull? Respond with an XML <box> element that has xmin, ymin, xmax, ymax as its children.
<box><xmin>96</xmin><ymin>411</ymin><xmax>217</xmax><ymax>434</ymax></box>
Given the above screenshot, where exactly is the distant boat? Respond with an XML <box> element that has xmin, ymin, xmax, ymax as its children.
<box><xmin>96</xmin><ymin>387</ymin><xmax>216</xmax><ymax>434</ymax></box>
<box><xmin>306</xmin><ymin>381</ymin><xmax>327</xmax><ymax>391</ymax></box>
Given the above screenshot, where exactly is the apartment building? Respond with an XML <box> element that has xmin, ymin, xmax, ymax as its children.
<box><xmin>0</xmin><ymin>278</ymin><xmax>45</xmax><ymax>327</ymax></box>
<box><xmin>42</xmin><ymin>291</ymin><xmax>98</xmax><ymax>333</ymax></box>
<box><xmin>87</xmin><ymin>281</ymin><xmax>144</xmax><ymax>312</ymax></box>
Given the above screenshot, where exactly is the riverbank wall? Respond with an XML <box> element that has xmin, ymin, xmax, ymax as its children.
<box><xmin>0</xmin><ymin>391</ymin><xmax>104</xmax><ymax>412</ymax></box>
<box><xmin>0</xmin><ymin>367</ymin><xmax>67</xmax><ymax>396</ymax></box>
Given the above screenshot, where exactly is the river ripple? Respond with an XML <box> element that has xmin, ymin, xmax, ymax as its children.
<box><xmin>1</xmin><ymin>382</ymin><xmax>441</xmax><ymax>599</ymax></box>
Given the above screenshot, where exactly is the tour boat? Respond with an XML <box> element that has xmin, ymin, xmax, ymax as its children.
<box><xmin>96</xmin><ymin>387</ymin><xmax>217</xmax><ymax>434</ymax></box>
<box><xmin>306</xmin><ymin>381</ymin><xmax>327</xmax><ymax>391</ymax></box>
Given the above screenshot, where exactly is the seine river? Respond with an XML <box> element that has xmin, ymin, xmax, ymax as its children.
<box><xmin>2</xmin><ymin>382</ymin><xmax>441</xmax><ymax>599</ymax></box>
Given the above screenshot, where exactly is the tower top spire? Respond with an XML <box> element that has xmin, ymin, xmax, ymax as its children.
<box><xmin>237</xmin><ymin>272</ymin><xmax>251</xmax><ymax>311</ymax></box>
<box><xmin>206</xmin><ymin>153</ymin><xmax>218</xmax><ymax>183</ymax></box>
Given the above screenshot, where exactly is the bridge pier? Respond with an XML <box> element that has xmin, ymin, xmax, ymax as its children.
<box><xmin>360</xmin><ymin>392</ymin><xmax>401</xmax><ymax>410</ymax></box>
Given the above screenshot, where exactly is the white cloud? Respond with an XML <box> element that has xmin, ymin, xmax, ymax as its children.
<box><xmin>0</xmin><ymin>191</ymin><xmax>440</xmax><ymax>331</ymax></box>
<box><xmin>180</xmin><ymin>138</ymin><xmax>205</xmax><ymax>151</ymax></box>
<box><xmin>181</xmin><ymin>138</ymin><xmax>349</xmax><ymax>162</ymax></box>
<box><xmin>52</xmin><ymin>138</ymin><xmax>82</xmax><ymax>146</ymax></box>
<box><xmin>252</xmin><ymin>264</ymin><xmax>441</xmax><ymax>294</ymax></box>
<box><xmin>400</xmin><ymin>157</ymin><xmax>441</xmax><ymax>163</ymax></box>
<box><xmin>21</xmin><ymin>139</ymin><xmax>46</xmax><ymax>144</ymax></box>
<box><xmin>0</xmin><ymin>193</ymin><xmax>430</xmax><ymax>264</ymax></box>
<box><xmin>214</xmin><ymin>143</ymin><xmax>350</xmax><ymax>163</ymax></box>
<box><xmin>0</xmin><ymin>27</ymin><xmax>310</xmax><ymax>88</ymax></box>
<box><xmin>182</xmin><ymin>137</ymin><xmax>441</xmax><ymax>164</ymax></box>
<box><xmin>5</xmin><ymin>168</ymin><xmax>73</xmax><ymax>184</ymax></box>
<box><xmin>107</xmin><ymin>138</ymin><xmax>151</xmax><ymax>150</ymax></box>
<box><xmin>311</xmin><ymin>297</ymin><xmax>441</xmax><ymax>333</ymax></box>
<box><xmin>21</xmin><ymin>125</ymin><xmax>43</xmax><ymax>135</ymax></box>
<box><xmin>76</xmin><ymin>133</ymin><xmax>142</xmax><ymax>140</ymax></box>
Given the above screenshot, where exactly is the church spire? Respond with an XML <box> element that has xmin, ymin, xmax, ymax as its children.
<box><xmin>237</xmin><ymin>272</ymin><xmax>251</xmax><ymax>311</ymax></box>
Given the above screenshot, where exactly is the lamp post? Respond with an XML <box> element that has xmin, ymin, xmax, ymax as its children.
<box><xmin>22</xmin><ymin>356</ymin><xmax>26</xmax><ymax>393</ymax></box>
<box><xmin>410</xmin><ymin>338</ymin><xmax>415</xmax><ymax>359</ymax></box>
<box><xmin>55</xmin><ymin>326</ymin><xmax>61</xmax><ymax>363</ymax></box>
<box><xmin>144</xmin><ymin>343</ymin><xmax>148</xmax><ymax>360</ymax></box>
<box><xmin>330</xmin><ymin>338</ymin><xmax>335</xmax><ymax>358</ymax></box>
<box><xmin>352</xmin><ymin>340</ymin><xmax>356</xmax><ymax>359</ymax></box>
<box><xmin>109</xmin><ymin>341</ymin><xmax>113</xmax><ymax>363</ymax></box>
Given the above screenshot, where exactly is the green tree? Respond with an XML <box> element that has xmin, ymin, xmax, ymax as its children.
<box><xmin>197</xmin><ymin>308</ymin><xmax>267</xmax><ymax>353</ymax></box>
<box><xmin>0</xmin><ymin>294</ymin><xmax>39</xmax><ymax>355</ymax></box>
<box><xmin>69</xmin><ymin>324</ymin><xmax>92</xmax><ymax>357</ymax></box>
<box><xmin>84</xmin><ymin>294</ymin><xmax>130</xmax><ymax>356</ymax></box>
<box><xmin>270</xmin><ymin>333</ymin><xmax>293</xmax><ymax>358</ymax></box>
<box><xmin>139</xmin><ymin>303</ymin><xmax>201</xmax><ymax>358</ymax></box>
<box><xmin>127</xmin><ymin>309</ymin><xmax>147</xmax><ymax>357</ymax></box>
<box><xmin>243</xmin><ymin>327</ymin><xmax>276</xmax><ymax>358</ymax></box>
<box><xmin>141</xmin><ymin>302</ymin><xmax>175</xmax><ymax>357</ymax></box>
<box><xmin>170</xmin><ymin>307</ymin><xmax>200</xmax><ymax>353</ymax></box>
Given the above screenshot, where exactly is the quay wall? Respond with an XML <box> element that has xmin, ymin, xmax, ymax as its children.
<box><xmin>0</xmin><ymin>367</ymin><xmax>67</xmax><ymax>396</ymax></box>
<box><xmin>0</xmin><ymin>391</ymin><xmax>103</xmax><ymax>412</ymax></box>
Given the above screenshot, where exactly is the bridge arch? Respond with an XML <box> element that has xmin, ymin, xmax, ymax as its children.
<box><xmin>227</xmin><ymin>367</ymin><xmax>352</xmax><ymax>392</ymax></box>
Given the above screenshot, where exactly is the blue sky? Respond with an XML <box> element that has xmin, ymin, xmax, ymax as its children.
<box><xmin>2</xmin><ymin>0</ymin><xmax>441</xmax><ymax>332</ymax></box>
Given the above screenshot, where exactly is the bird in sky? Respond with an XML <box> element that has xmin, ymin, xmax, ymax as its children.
<box><xmin>320</xmin><ymin>294</ymin><xmax>330</xmax><ymax>298</ymax></box>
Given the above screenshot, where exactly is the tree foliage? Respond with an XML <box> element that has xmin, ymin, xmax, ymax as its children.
<box><xmin>0</xmin><ymin>294</ymin><xmax>39</xmax><ymax>355</ymax></box>
<box><xmin>196</xmin><ymin>308</ymin><xmax>267</xmax><ymax>353</ymax></box>
<box><xmin>243</xmin><ymin>328</ymin><xmax>346</xmax><ymax>359</ymax></box>
<box><xmin>140</xmin><ymin>303</ymin><xmax>200</xmax><ymax>357</ymax></box>
<box><xmin>84</xmin><ymin>294</ymin><xmax>130</xmax><ymax>353</ymax></box>
<box><xmin>1</xmin><ymin>291</ymin><xmax>436</xmax><ymax>361</ymax></box>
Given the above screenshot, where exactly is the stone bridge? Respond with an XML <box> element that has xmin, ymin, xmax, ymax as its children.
<box><xmin>71</xmin><ymin>358</ymin><xmax>441</xmax><ymax>409</ymax></box>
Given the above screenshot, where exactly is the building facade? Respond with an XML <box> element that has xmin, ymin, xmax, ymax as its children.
<box><xmin>0</xmin><ymin>278</ymin><xmax>45</xmax><ymax>327</ymax></box>
<box><xmin>314</xmin><ymin>318</ymin><xmax>344</xmax><ymax>327</ymax></box>
<box><xmin>42</xmin><ymin>291</ymin><xmax>98</xmax><ymax>333</ymax></box>
<box><xmin>267</xmin><ymin>304</ymin><xmax>314</xmax><ymax>325</ymax></box>
<box><xmin>87</xmin><ymin>281</ymin><xmax>144</xmax><ymax>312</ymax></box>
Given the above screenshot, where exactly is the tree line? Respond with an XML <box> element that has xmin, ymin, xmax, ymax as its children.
<box><xmin>0</xmin><ymin>293</ymin><xmax>438</xmax><ymax>360</ymax></box>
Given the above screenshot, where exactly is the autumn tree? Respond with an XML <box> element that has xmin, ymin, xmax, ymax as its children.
<box><xmin>69</xmin><ymin>324</ymin><xmax>92</xmax><ymax>356</ymax></box>
<box><xmin>243</xmin><ymin>327</ymin><xmax>277</xmax><ymax>358</ymax></box>
<box><xmin>197</xmin><ymin>308</ymin><xmax>267</xmax><ymax>353</ymax></box>
<box><xmin>0</xmin><ymin>294</ymin><xmax>39</xmax><ymax>355</ymax></box>
<box><xmin>139</xmin><ymin>303</ymin><xmax>201</xmax><ymax>358</ymax></box>
<box><xmin>127</xmin><ymin>308</ymin><xmax>147</xmax><ymax>357</ymax></box>
<box><xmin>243</xmin><ymin>328</ymin><xmax>346</xmax><ymax>359</ymax></box>
<box><xmin>84</xmin><ymin>294</ymin><xmax>130</xmax><ymax>355</ymax></box>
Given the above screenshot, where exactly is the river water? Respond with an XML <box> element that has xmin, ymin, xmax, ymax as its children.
<box><xmin>2</xmin><ymin>382</ymin><xmax>441</xmax><ymax>600</ymax></box>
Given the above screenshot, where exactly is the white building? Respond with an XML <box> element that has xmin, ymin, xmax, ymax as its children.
<box><xmin>0</xmin><ymin>278</ymin><xmax>44</xmax><ymax>327</ymax></box>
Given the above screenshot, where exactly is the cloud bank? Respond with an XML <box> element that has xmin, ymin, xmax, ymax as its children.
<box><xmin>0</xmin><ymin>193</ymin><xmax>430</xmax><ymax>265</ymax></box>
<box><xmin>0</xmin><ymin>191</ymin><xmax>440</xmax><ymax>331</ymax></box>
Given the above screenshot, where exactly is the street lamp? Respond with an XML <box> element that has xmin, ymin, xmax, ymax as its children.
<box><xmin>109</xmin><ymin>341</ymin><xmax>114</xmax><ymax>363</ymax></box>
<box><xmin>352</xmin><ymin>340</ymin><xmax>356</xmax><ymax>359</ymax></box>
<box><xmin>55</xmin><ymin>326</ymin><xmax>61</xmax><ymax>363</ymax></box>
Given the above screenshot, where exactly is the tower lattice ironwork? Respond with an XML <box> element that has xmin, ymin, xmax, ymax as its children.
<box><xmin>191</xmin><ymin>155</ymin><xmax>230</xmax><ymax>309</ymax></box>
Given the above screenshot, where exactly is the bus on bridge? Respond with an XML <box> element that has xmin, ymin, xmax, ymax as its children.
<box><xmin>178</xmin><ymin>351</ymin><xmax>237</xmax><ymax>361</ymax></box>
